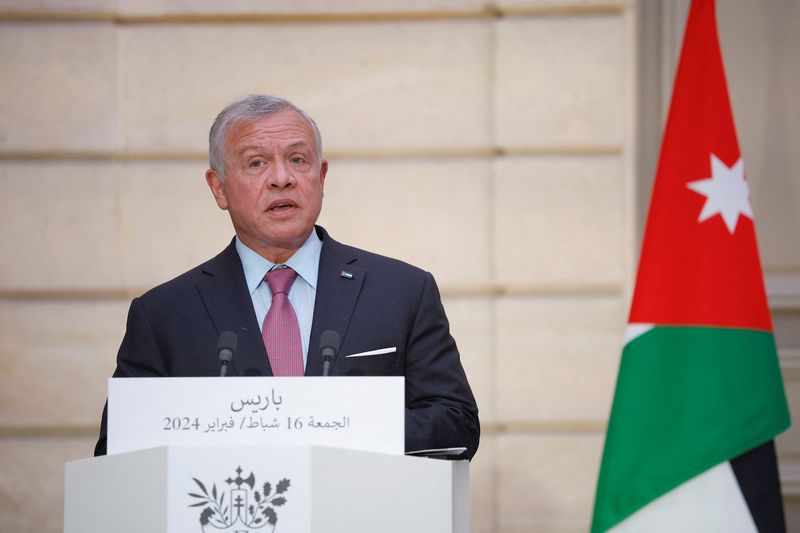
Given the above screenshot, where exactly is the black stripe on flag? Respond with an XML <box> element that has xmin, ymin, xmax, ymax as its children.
<box><xmin>729</xmin><ymin>440</ymin><xmax>786</xmax><ymax>533</ymax></box>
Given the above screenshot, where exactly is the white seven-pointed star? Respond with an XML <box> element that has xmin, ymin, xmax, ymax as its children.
<box><xmin>686</xmin><ymin>154</ymin><xmax>753</xmax><ymax>234</ymax></box>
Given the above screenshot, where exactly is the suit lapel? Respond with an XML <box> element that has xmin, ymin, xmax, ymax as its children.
<box><xmin>195</xmin><ymin>239</ymin><xmax>271</xmax><ymax>377</ymax></box>
<box><xmin>305</xmin><ymin>228</ymin><xmax>365</xmax><ymax>376</ymax></box>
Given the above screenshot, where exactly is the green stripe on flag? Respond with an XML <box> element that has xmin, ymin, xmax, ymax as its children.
<box><xmin>592</xmin><ymin>326</ymin><xmax>789</xmax><ymax>533</ymax></box>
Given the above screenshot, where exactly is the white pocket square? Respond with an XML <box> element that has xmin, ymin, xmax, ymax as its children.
<box><xmin>344</xmin><ymin>347</ymin><xmax>397</xmax><ymax>358</ymax></box>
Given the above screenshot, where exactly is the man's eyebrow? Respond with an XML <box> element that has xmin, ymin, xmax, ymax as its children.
<box><xmin>286</xmin><ymin>141</ymin><xmax>311</xmax><ymax>151</ymax></box>
<box><xmin>238</xmin><ymin>141</ymin><xmax>310</xmax><ymax>155</ymax></box>
<box><xmin>238</xmin><ymin>145</ymin><xmax>263</xmax><ymax>155</ymax></box>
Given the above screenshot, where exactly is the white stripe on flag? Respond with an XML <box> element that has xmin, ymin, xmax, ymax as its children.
<box><xmin>623</xmin><ymin>323</ymin><xmax>654</xmax><ymax>345</ymax></box>
<box><xmin>609</xmin><ymin>461</ymin><xmax>758</xmax><ymax>533</ymax></box>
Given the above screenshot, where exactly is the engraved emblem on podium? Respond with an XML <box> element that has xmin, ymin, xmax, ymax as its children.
<box><xmin>188</xmin><ymin>466</ymin><xmax>291</xmax><ymax>532</ymax></box>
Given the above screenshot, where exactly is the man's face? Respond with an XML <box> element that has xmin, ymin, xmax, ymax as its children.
<box><xmin>206</xmin><ymin>110</ymin><xmax>328</xmax><ymax>263</ymax></box>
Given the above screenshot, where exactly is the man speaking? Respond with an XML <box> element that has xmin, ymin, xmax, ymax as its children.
<box><xmin>94</xmin><ymin>95</ymin><xmax>480</xmax><ymax>459</ymax></box>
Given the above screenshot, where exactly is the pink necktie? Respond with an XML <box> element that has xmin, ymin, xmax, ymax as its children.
<box><xmin>263</xmin><ymin>267</ymin><xmax>304</xmax><ymax>376</ymax></box>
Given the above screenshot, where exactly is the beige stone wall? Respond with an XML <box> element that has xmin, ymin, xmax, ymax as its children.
<box><xmin>2</xmin><ymin>1</ymin><xmax>794</xmax><ymax>531</ymax></box>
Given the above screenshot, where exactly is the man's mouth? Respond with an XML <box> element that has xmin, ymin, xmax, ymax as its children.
<box><xmin>267</xmin><ymin>200</ymin><xmax>297</xmax><ymax>213</ymax></box>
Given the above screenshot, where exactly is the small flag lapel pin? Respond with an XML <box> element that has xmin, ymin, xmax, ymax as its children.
<box><xmin>339</xmin><ymin>270</ymin><xmax>354</xmax><ymax>279</ymax></box>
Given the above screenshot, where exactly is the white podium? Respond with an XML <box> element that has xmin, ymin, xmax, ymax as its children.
<box><xmin>65</xmin><ymin>445</ymin><xmax>470</xmax><ymax>533</ymax></box>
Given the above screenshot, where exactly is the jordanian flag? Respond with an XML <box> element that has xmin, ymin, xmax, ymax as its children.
<box><xmin>591</xmin><ymin>1</ymin><xmax>791</xmax><ymax>532</ymax></box>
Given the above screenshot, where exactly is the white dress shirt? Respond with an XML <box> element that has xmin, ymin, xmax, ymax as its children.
<box><xmin>235</xmin><ymin>230</ymin><xmax>322</xmax><ymax>369</ymax></box>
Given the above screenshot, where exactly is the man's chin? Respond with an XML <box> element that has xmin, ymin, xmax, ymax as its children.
<box><xmin>258</xmin><ymin>227</ymin><xmax>314</xmax><ymax>252</ymax></box>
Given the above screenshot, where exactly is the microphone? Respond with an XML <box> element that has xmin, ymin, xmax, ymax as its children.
<box><xmin>320</xmin><ymin>330</ymin><xmax>340</xmax><ymax>377</ymax></box>
<box><xmin>217</xmin><ymin>331</ymin><xmax>237</xmax><ymax>377</ymax></box>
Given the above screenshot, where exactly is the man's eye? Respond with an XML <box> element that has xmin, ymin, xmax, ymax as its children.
<box><xmin>250</xmin><ymin>160</ymin><xmax>264</xmax><ymax>168</ymax></box>
<box><xmin>291</xmin><ymin>157</ymin><xmax>305</xmax><ymax>164</ymax></box>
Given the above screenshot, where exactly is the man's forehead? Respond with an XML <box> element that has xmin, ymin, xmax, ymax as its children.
<box><xmin>233</xmin><ymin>111</ymin><xmax>310</xmax><ymax>134</ymax></box>
<box><xmin>227</xmin><ymin>112</ymin><xmax>315</xmax><ymax>148</ymax></box>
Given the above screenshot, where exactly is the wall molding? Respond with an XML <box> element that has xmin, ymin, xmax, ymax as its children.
<box><xmin>0</xmin><ymin>284</ymin><xmax>624</xmax><ymax>303</ymax></box>
<box><xmin>0</xmin><ymin>3</ymin><xmax>630</xmax><ymax>25</ymax></box>
<box><xmin>766</xmin><ymin>273</ymin><xmax>800</xmax><ymax>310</ymax></box>
<box><xmin>0</xmin><ymin>145</ymin><xmax>624</xmax><ymax>163</ymax></box>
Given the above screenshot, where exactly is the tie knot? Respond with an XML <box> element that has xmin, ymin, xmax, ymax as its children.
<box><xmin>265</xmin><ymin>267</ymin><xmax>297</xmax><ymax>295</ymax></box>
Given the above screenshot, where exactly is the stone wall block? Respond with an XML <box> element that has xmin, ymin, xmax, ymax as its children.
<box><xmin>118</xmin><ymin>161</ymin><xmax>234</xmax><ymax>291</ymax></box>
<box><xmin>494</xmin><ymin>156</ymin><xmax>625</xmax><ymax>288</ymax></box>
<box><xmin>117</xmin><ymin>0</ymin><xmax>487</xmax><ymax>16</ymax></box>
<box><xmin>0</xmin><ymin>23</ymin><xmax>119</xmax><ymax>151</ymax></box>
<box><xmin>120</xmin><ymin>21</ymin><xmax>491</xmax><ymax>154</ymax></box>
<box><xmin>494</xmin><ymin>14</ymin><xmax>626</xmax><ymax>148</ymax></box>
<box><xmin>0</xmin><ymin>162</ymin><xmax>122</xmax><ymax>291</ymax></box>
<box><xmin>494</xmin><ymin>0</ymin><xmax>631</xmax><ymax>11</ymax></box>
<box><xmin>0</xmin><ymin>437</ymin><xmax>95</xmax><ymax>533</ymax></box>
<box><xmin>442</xmin><ymin>296</ymin><xmax>494</xmax><ymax>423</ymax></box>
<box><xmin>469</xmin><ymin>432</ymin><xmax>496</xmax><ymax>533</ymax></box>
<box><xmin>495</xmin><ymin>433</ymin><xmax>604</xmax><ymax>532</ymax></box>
<box><xmin>495</xmin><ymin>294</ymin><xmax>623</xmax><ymax>422</ymax></box>
<box><xmin>318</xmin><ymin>158</ymin><xmax>492</xmax><ymax>288</ymax></box>
<box><xmin>0</xmin><ymin>1</ymin><xmax>113</xmax><ymax>12</ymax></box>
<box><xmin>0</xmin><ymin>301</ymin><xmax>126</xmax><ymax>427</ymax></box>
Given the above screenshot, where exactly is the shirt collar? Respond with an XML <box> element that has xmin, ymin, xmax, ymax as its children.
<box><xmin>235</xmin><ymin>230</ymin><xmax>322</xmax><ymax>294</ymax></box>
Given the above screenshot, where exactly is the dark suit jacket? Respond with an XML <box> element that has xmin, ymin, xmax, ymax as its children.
<box><xmin>94</xmin><ymin>226</ymin><xmax>479</xmax><ymax>458</ymax></box>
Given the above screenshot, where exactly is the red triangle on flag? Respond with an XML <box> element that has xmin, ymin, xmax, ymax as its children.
<box><xmin>628</xmin><ymin>0</ymin><xmax>772</xmax><ymax>332</ymax></box>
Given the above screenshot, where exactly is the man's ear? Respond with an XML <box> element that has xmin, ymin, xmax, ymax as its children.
<box><xmin>206</xmin><ymin>169</ymin><xmax>228</xmax><ymax>210</ymax></box>
<box><xmin>319</xmin><ymin>159</ymin><xmax>328</xmax><ymax>192</ymax></box>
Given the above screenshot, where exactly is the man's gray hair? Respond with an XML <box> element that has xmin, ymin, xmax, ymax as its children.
<box><xmin>208</xmin><ymin>95</ymin><xmax>323</xmax><ymax>181</ymax></box>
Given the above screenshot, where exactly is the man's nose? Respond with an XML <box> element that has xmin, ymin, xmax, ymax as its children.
<box><xmin>267</xmin><ymin>161</ymin><xmax>295</xmax><ymax>188</ymax></box>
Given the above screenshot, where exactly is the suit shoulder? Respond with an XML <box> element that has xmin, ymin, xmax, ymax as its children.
<box><xmin>137</xmin><ymin>243</ymin><xmax>236</xmax><ymax>303</ymax></box>
<box><xmin>329</xmin><ymin>240</ymin><xmax>429</xmax><ymax>279</ymax></box>
<box><xmin>139</xmin><ymin>264</ymin><xmax>203</xmax><ymax>299</ymax></box>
